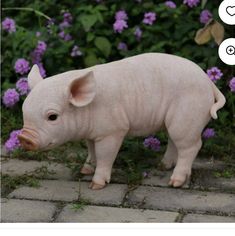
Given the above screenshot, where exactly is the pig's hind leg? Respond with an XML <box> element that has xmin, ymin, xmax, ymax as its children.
<box><xmin>168</xmin><ymin>138</ymin><xmax>202</xmax><ymax>187</ymax></box>
<box><xmin>165</xmin><ymin>96</ymin><xmax>211</xmax><ymax>187</ymax></box>
<box><xmin>161</xmin><ymin>137</ymin><xmax>178</xmax><ymax>170</ymax></box>
<box><xmin>80</xmin><ymin>140</ymin><xmax>96</xmax><ymax>175</ymax></box>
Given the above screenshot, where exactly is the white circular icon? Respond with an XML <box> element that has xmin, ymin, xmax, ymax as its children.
<box><xmin>218</xmin><ymin>38</ymin><xmax>235</xmax><ymax>65</ymax></box>
<box><xmin>219</xmin><ymin>0</ymin><xmax>235</xmax><ymax>25</ymax></box>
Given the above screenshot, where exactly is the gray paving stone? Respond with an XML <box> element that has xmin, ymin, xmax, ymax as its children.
<box><xmin>183</xmin><ymin>213</ymin><xmax>235</xmax><ymax>223</ymax></box>
<box><xmin>56</xmin><ymin>205</ymin><xmax>179</xmax><ymax>222</ymax></box>
<box><xmin>1</xmin><ymin>198</ymin><xmax>56</xmax><ymax>222</ymax></box>
<box><xmin>79</xmin><ymin>182</ymin><xmax>127</xmax><ymax>205</ymax></box>
<box><xmin>127</xmin><ymin>186</ymin><xmax>235</xmax><ymax>215</ymax></box>
<box><xmin>142</xmin><ymin>171</ymin><xmax>189</xmax><ymax>188</ymax></box>
<box><xmin>9</xmin><ymin>180</ymin><xmax>80</xmax><ymax>202</ymax></box>
<box><xmin>192</xmin><ymin>175</ymin><xmax>235</xmax><ymax>193</ymax></box>
<box><xmin>9</xmin><ymin>180</ymin><xmax>127</xmax><ymax>205</ymax></box>
<box><xmin>1</xmin><ymin>159</ymin><xmax>73</xmax><ymax>180</ymax></box>
<box><xmin>192</xmin><ymin>158</ymin><xmax>226</xmax><ymax>170</ymax></box>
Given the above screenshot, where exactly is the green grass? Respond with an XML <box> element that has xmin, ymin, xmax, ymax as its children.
<box><xmin>70</xmin><ymin>199</ymin><xmax>90</xmax><ymax>211</ymax></box>
<box><xmin>1</xmin><ymin>174</ymin><xmax>40</xmax><ymax>197</ymax></box>
<box><xmin>213</xmin><ymin>166</ymin><xmax>235</xmax><ymax>178</ymax></box>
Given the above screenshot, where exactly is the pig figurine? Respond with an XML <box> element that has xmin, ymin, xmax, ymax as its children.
<box><xmin>18</xmin><ymin>53</ymin><xmax>226</xmax><ymax>190</ymax></box>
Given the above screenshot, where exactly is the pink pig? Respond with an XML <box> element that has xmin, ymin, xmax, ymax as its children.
<box><xmin>18</xmin><ymin>53</ymin><xmax>226</xmax><ymax>189</ymax></box>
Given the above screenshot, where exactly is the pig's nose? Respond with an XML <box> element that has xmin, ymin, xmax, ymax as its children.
<box><xmin>18</xmin><ymin>134</ymin><xmax>38</xmax><ymax>151</ymax></box>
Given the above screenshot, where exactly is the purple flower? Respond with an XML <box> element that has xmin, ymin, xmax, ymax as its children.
<box><xmin>134</xmin><ymin>26</ymin><xmax>142</xmax><ymax>40</ymax></box>
<box><xmin>115</xmin><ymin>10</ymin><xmax>128</xmax><ymax>21</ymax></box>
<box><xmin>59</xmin><ymin>21</ymin><xmax>71</xmax><ymax>30</ymax></box>
<box><xmin>4</xmin><ymin>130</ymin><xmax>22</xmax><ymax>152</ymax></box>
<box><xmin>58</xmin><ymin>31</ymin><xmax>72</xmax><ymax>41</ymax></box>
<box><xmin>113</xmin><ymin>20</ymin><xmax>128</xmax><ymax>33</ymax></box>
<box><xmin>2</xmin><ymin>88</ymin><xmax>20</xmax><ymax>108</ymax></box>
<box><xmin>36</xmin><ymin>31</ymin><xmax>41</xmax><ymax>37</ymax></box>
<box><xmin>143</xmin><ymin>136</ymin><xmax>161</xmax><ymax>151</ymax></box>
<box><xmin>16</xmin><ymin>78</ymin><xmax>30</xmax><ymax>95</ymax></box>
<box><xmin>46</xmin><ymin>18</ymin><xmax>55</xmax><ymax>34</ymax></box>
<box><xmin>207</xmin><ymin>67</ymin><xmax>223</xmax><ymax>82</ymax></box>
<box><xmin>37</xmin><ymin>63</ymin><xmax>46</xmax><ymax>78</ymax></box>
<box><xmin>31</xmin><ymin>41</ymin><xmax>47</xmax><ymax>64</ymax></box>
<box><xmin>71</xmin><ymin>45</ymin><xmax>83</xmax><ymax>57</ymax></box>
<box><xmin>183</xmin><ymin>0</ymin><xmax>200</xmax><ymax>8</ymax></box>
<box><xmin>143</xmin><ymin>12</ymin><xmax>156</xmax><ymax>25</ymax></box>
<box><xmin>63</xmin><ymin>12</ymin><xmax>73</xmax><ymax>23</ymax></box>
<box><xmin>165</xmin><ymin>1</ymin><xmax>177</xmax><ymax>8</ymax></box>
<box><xmin>31</xmin><ymin>50</ymin><xmax>42</xmax><ymax>64</ymax></box>
<box><xmin>202</xmin><ymin>128</ymin><xmax>215</xmax><ymax>139</ymax></box>
<box><xmin>200</xmin><ymin>10</ymin><xmax>212</xmax><ymax>24</ymax></box>
<box><xmin>118</xmin><ymin>42</ymin><xmax>128</xmax><ymax>51</ymax></box>
<box><xmin>2</xmin><ymin>17</ymin><xmax>16</xmax><ymax>33</ymax></box>
<box><xmin>35</xmin><ymin>41</ymin><xmax>47</xmax><ymax>54</ymax></box>
<box><xmin>14</xmin><ymin>58</ymin><xmax>30</xmax><ymax>75</ymax></box>
<box><xmin>47</xmin><ymin>18</ymin><xmax>55</xmax><ymax>26</ymax></box>
<box><xmin>142</xmin><ymin>171</ymin><xmax>150</xmax><ymax>178</ymax></box>
<box><xmin>229</xmin><ymin>77</ymin><xmax>235</xmax><ymax>92</ymax></box>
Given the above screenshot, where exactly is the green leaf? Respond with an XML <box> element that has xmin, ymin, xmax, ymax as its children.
<box><xmin>201</xmin><ymin>0</ymin><xmax>208</xmax><ymax>8</ymax></box>
<box><xmin>94</xmin><ymin>37</ymin><xmax>111</xmax><ymax>58</ymax></box>
<box><xmin>84</xmin><ymin>53</ymin><xmax>99</xmax><ymax>67</ymax></box>
<box><xmin>80</xmin><ymin>14</ymin><xmax>97</xmax><ymax>32</ymax></box>
<box><xmin>86</xmin><ymin>32</ymin><xmax>95</xmax><ymax>42</ymax></box>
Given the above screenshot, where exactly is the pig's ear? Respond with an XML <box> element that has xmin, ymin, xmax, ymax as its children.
<box><xmin>28</xmin><ymin>64</ymin><xmax>43</xmax><ymax>90</ymax></box>
<box><xmin>69</xmin><ymin>71</ymin><xmax>96</xmax><ymax>107</ymax></box>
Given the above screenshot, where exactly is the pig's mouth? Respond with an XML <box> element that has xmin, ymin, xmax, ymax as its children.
<box><xmin>41</xmin><ymin>141</ymin><xmax>57</xmax><ymax>151</ymax></box>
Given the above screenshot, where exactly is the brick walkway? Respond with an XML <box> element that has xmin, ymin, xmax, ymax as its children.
<box><xmin>1</xmin><ymin>155</ymin><xmax>235</xmax><ymax>223</ymax></box>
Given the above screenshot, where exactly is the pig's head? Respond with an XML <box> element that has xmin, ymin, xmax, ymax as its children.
<box><xmin>18</xmin><ymin>65</ymin><xmax>96</xmax><ymax>151</ymax></box>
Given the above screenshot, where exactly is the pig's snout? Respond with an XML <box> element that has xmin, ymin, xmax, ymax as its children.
<box><xmin>18</xmin><ymin>129</ymin><xmax>39</xmax><ymax>151</ymax></box>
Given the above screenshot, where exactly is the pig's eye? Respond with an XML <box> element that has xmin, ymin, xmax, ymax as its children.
<box><xmin>48</xmin><ymin>114</ymin><xmax>58</xmax><ymax>121</ymax></box>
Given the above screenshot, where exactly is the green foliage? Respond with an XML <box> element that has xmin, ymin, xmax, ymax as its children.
<box><xmin>213</xmin><ymin>166</ymin><xmax>235</xmax><ymax>178</ymax></box>
<box><xmin>1</xmin><ymin>174</ymin><xmax>40</xmax><ymax>197</ymax></box>
<box><xmin>71</xmin><ymin>199</ymin><xmax>90</xmax><ymax>211</ymax></box>
<box><xmin>1</xmin><ymin>0</ymin><xmax>234</xmax><ymax>163</ymax></box>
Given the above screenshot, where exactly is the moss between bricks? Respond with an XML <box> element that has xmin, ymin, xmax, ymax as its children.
<box><xmin>1</xmin><ymin>174</ymin><xmax>40</xmax><ymax>197</ymax></box>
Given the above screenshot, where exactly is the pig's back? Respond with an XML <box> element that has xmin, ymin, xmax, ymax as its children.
<box><xmin>91</xmin><ymin>53</ymin><xmax>212</xmax><ymax>136</ymax></box>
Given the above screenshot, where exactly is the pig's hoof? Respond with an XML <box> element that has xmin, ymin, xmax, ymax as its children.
<box><xmin>80</xmin><ymin>166</ymin><xmax>94</xmax><ymax>175</ymax></box>
<box><xmin>89</xmin><ymin>181</ymin><xmax>105</xmax><ymax>190</ymax></box>
<box><xmin>159</xmin><ymin>160</ymin><xmax>175</xmax><ymax>170</ymax></box>
<box><xmin>168</xmin><ymin>179</ymin><xmax>185</xmax><ymax>187</ymax></box>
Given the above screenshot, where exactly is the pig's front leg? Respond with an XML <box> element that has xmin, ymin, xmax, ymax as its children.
<box><xmin>89</xmin><ymin>133</ymin><xmax>126</xmax><ymax>190</ymax></box>
<box><xmin>80</xmin><ymin>140</ymin><xmax>96</xmax><ymax>175</ymax></box>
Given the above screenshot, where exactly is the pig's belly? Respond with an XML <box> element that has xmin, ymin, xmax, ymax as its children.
<box><xmin>126</xmin><ymin>109</ymin><xmax>165</xmax><ymax>137</ymax></box>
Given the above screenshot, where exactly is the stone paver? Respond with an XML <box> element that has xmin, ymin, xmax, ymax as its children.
<box><xmin>1</xmin><ymin>156</ymin><xmax>235</xmax><ymax>223</ymax></box>
<box><xmin>9</xmin><ymin>180</ymin><xmax>80</xmax><ymax>202</ymax></box>
<box><xmin>1</xmin><ymin>159</ymin><xmax>73</xmax><ymax>180</ymax></box>
<box><xmin>56</xmin><ymin>205</ymin><xmax>179</xmax><ymax>222</ymax></box>
<box><xmin>142</xmin><ymin>171</ymin><xmax>190</xmax><ymax>188</ymax></box>
<box><xmin>9</xmin><ymin>180</ymin><xmax>127</xmax><ymax>205</ymax></box>
<box><xmin>183</xmin><ymin>213</ymin><xmax>235</xmax><ymax>223</ymax></box>
<box><xmin>192</xmin><ymin>172</ymin><xmax>235</xmax><ymax>193</ymax></box>
<box><xmin>127</xmin><ymin>186</ymin><xmax>235</xmax><ymax>215</ymax></box>
<box><xmin>1</xmin><ymin>198</ymin><xmax>56</xmax><ymax>222</ymax></box>
<box><xmin>79</xmin><ymin>182</ymin><xmax>127</xmax><ymax>205</ymax></box>
<box><xmin>192</xmin><ymin>158</ymin><xmax>226</xmax><ymax>170</ymax></box>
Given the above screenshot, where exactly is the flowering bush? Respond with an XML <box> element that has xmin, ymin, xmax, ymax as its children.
<box><xmin>1</xmin><ymin>0</ymin><xmax>234</xmax><ymax>158</ymax></box>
